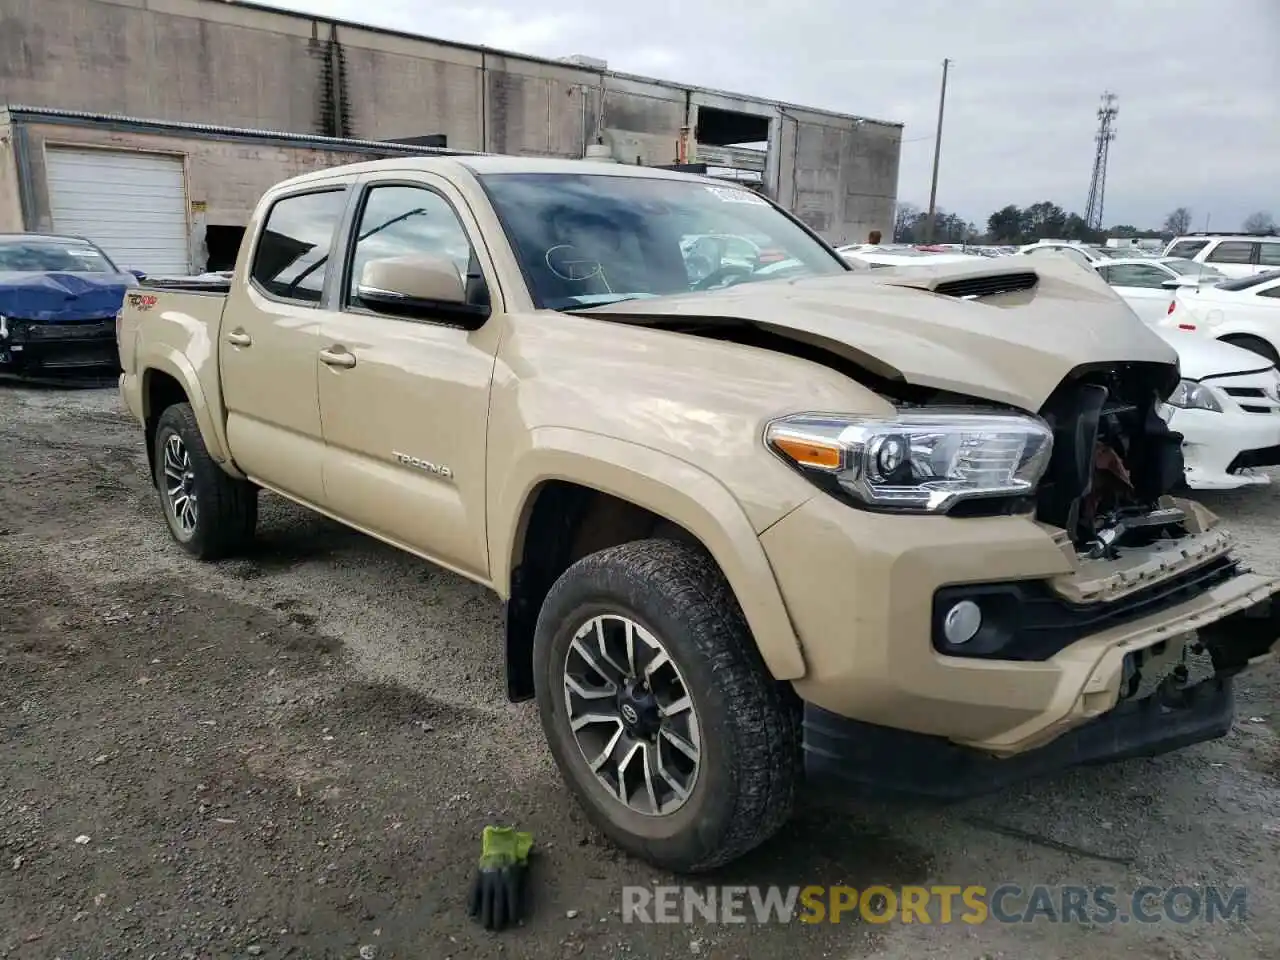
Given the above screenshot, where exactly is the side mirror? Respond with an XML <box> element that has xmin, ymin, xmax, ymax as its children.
<box><xmin>355</xmin><ymin>254</ymin><xmax>489</xmax><ymax>328</ymax></box>
<box><xmin>128</xmin><ymin>269</ymin><xmax>147</xmax><ymax>281</ymax></box>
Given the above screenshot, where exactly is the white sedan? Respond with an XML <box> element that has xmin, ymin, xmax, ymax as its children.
<box><xmin>1157</xmin><ymin>269</ymin><xmax>1280</xmax><ymax>366</ymax></box>
<box><xmin>1093</xmin><ymin>257</ymin><xmax>1227</xmax><ymax>324</ymax></box>
<box><xmin>1155</xmin><ymin>329</ymin><xmax>1280</xmax><ymax>489</ymax></box>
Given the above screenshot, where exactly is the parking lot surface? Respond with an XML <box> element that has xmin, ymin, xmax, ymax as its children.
<box><xmin>3</xmin><ymin>382</ymin><xmax>1280</xmax><ymax>960</ymax></box>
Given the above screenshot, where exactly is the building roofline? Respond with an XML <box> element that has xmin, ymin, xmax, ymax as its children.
<box><xmin>1</xmin><ymin>104</ymin><xmax>488</xmax><ymax>156</ymax></box>
<box><xmin>224</xmin><ymin>0</ymin><xmax>904</xmax><ymax>131</ymax></box>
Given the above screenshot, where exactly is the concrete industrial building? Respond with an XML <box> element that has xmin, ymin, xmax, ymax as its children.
<box><xmin>0</xmin><ymin>0</ymin><xmax>903</xmax><ymax>275</ymax></box>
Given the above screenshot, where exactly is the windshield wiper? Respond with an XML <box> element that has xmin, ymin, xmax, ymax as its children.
<box><xmin>560</xmin><ymin>295</ymin><xmax>651</xmax><ymax>311</ymax></box>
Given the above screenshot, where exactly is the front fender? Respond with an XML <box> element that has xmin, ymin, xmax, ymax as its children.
<box><xmin>491</xmin><ymin>426</ymin><xmax>808</xmax><ymax>680</ymax></box>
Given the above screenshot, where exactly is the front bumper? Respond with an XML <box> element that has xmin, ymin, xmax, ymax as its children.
<box><xmin>759</xmin><ymin>494</ymin><xmax>1280</xmax><ymax>762</ymax></box>
<box><xmin>803</xmin><ymin>596</ymin><xmax>1280</xmax><ymax>799</ymax></box>
<box><xmin>0</xmin><ymin>316</ymin><xmax>120</xmax><ymax>378</ymax></box>
<box><xmin>1169</xmin><ymin>371</ymin><xmax>1280</xmax><ymax>490</ymax></box>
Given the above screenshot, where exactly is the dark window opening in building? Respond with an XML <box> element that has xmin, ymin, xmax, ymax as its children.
<box><xmin>205</xmin><ymin>225</ymin><xmax>247</xmax><ymax>272</ymax></box>
<box><xmin>694</xmin><ymin>107</ymin><xmax>769</xmax><ymax>148</ymax></box>
<box><xmin>694</xmin><ymin>107</ymin><xmax>770</xmax><ymax>194</ymax></box>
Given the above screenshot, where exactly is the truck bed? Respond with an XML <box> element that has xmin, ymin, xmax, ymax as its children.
<box><xmin>139</xmin><ymin>275</ymin><xmax>233</xmax><ymax>295</ymax></box>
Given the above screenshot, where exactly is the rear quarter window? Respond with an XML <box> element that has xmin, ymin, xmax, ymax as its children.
<box><xmin>250</xmin><ymin>189</ymin><xmax>349</xmax><ymax>304</ymax></box>
<box><xmin>1259</xmin><ymin>242</ymin><xmax>1280</xmax><ymax>267</ymax></box>
<box><xmin>1166</xmin><ymin>239</ymin><xmax>1210</xmax><ymax>259</ymax></box>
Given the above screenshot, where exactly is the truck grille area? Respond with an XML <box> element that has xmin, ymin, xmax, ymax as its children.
<box><xmin>1033</xmin><ymin>362</ymin><xmax>1185</xmax><ymax>549</ymax></box>
<box><xmin>931</xmin><ymin>553</ymin><xmax>1240</xmax><ymax>661</ymax></box>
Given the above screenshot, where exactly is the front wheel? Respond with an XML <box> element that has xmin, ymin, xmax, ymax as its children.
<box><xmin>532</xmin><ymin>538</ymin><xmax>800</xmax><ymax>873</ymax></box>
<box><xmin>153</xmin><ymin>402</ymin><xmax>257</xmax><ymax>560</ymax></box>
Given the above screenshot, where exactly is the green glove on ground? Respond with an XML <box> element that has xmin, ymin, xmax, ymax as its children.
<box><xmin>467</xmin><ymin>825</ymin><xmax>534</xmax><ymax>931</ymax></box>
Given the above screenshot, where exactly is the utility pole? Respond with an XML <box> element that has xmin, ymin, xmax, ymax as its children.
<box><xmin>923</xmin><ymin>58</ymin><xmax>950</xmax><ymax>244</ymax></box>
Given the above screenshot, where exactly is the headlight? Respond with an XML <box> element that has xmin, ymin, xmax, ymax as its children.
<box><xmin>765</xmin><ymin>410</ymin><xmax>1054</xmax><ymax>513</ymax></box>
<box><xmin>1166</xmin><ymin>379</ymin><xmax>1222</xmax><ymax>413</ymax></box>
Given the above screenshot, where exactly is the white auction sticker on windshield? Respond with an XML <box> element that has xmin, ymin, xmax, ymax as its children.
<box><xmin>705</xmin><ymin>186</ymin><xmax>767</xmax><ymax>206</ymax></box>
<box><xmin>71</xmin><ymin>247</ymin><xmax>102</xmax><ymax>257</ymax></box>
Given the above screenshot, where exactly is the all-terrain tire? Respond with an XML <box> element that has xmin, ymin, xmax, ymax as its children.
<box><xmin>532</xmin><ymin>537</ymin><xmax>800</xmax><ymax>873</ymax></box>
<box><xmin>153</xmin><ymin>402</ymin><xmax>257</xmax><ymax>560</ymax></box>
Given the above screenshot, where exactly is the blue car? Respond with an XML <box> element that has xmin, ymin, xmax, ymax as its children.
<box><xmin>0</xmin><ymin>233</ymin><xmax>142</xmax><ymax>380</ymax></box>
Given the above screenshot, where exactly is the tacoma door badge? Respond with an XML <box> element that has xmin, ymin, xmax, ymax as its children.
<box><xmin>392</xmin><ymin>451</ymin><xmax>454</xmax><ymax>481</ymax></box>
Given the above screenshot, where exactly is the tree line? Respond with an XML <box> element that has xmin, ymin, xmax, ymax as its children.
<box><xmin>893</xmin><ymin>202</ymin><xmax>1277</xmax><ymax>246</ymax></box>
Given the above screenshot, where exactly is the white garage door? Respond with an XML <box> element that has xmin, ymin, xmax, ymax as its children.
<box><xmin>45</xmin><ymin>148</ymin><xmax>190</xmax><ymax>277</ymax></box>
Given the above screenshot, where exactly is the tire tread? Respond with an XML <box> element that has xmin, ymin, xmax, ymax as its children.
<box><xmin>155</xmin><ymin>402</ymin><xmax>257</xmax><ymax>560</ymax></box>
<box><xmin>538</xmin><ymin>537</ymin><xmax>800</xmax><ymax>872</ymax></box>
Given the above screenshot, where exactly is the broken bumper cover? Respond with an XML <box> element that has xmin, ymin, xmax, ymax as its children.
<box><xmin>760</xmin><ymin>493</ymin><xmax>1280</xmax><ymax>759</ymax></box>
<box><xmin>0</xmin><ymin>316</ymin><xmax>120</xmax><ymax>377</ymax></box>
<box><xmin>802</xmin><ymin>592</ymin><xmax>1280</xmax><ymax>799</ymax></box>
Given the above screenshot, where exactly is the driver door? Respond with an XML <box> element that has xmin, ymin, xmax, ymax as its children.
<box><xmin>316</xmin><ymin>176</ymin><xmax>501</xmax><ymax>580</ymax></box>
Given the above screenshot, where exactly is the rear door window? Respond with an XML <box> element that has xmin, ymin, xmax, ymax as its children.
<box><xmin>1105</xmin><ymin>263</ymin><xmax>1170</xmax><ymax>288</ymax></box>
<box><xmin>1206</xmin><ymin>241</ymin><xmax>1256</xmax><ymax>265</ymax></box>
<box><xmin>250</xmin><ymin>189</ymin><xmax>349</xmax><ymax>305</ymax></box>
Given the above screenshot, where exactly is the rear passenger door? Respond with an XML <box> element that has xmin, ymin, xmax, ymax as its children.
<box><xmin>1205</xmin><ymin>240</ymin><xmax>1258</xmax><ymax>279</ymax></box>
<box><xmin>220</xmin><ymin>185</ymin><xmax>350</xmax><ymax>506</ymax></box>
<box><xmin>1258</xmin><ymin>241</ymin><xmax>1280</xmax><ymax>275</ymax></box>
<box><xmin>315</xmin><ymin>176</ymin><xmax>502</xmax><ymax>580</ymax></box>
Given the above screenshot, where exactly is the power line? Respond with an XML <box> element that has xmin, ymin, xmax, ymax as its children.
<box><xmin>1084</xmin><ymin>92</ymin><xmax>1118</xmax><ymax>231</ymax></box>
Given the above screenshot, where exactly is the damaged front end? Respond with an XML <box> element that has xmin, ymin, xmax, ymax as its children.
<box><xmin>945</xmin><ymin>362</ymin><xmax>1280</xmax><ymax>764</ymax></box>
<box><xmin>1035</xmin><ymin>361</ymin><xmax>1189</xmax><ymax>558</ymax></box>
<box><xmin>1034</xmin><ymin>360</ymin><xmax>1280</xmax><ymax>660</ymax></box>
<box><xmin>0</xmin><ymin>313</ymin><xmax>121</xmax><ymax>382</ymax></box>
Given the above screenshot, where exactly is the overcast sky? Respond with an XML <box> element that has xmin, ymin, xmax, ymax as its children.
<box><xmin>269</xmin><ymin>0</ymin><xmax>1278</xmax><ymax>232</ymax></box>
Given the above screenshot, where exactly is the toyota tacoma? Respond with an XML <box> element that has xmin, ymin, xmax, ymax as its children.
<box><xmin>116</xmin><ymin>157</ymin><xmax>1280</xmax><ymax>873</ymax></box>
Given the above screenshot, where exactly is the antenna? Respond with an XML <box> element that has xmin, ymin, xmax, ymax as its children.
<box><xmin>1084</xmin><ymin>92</ymin><xmax>1118</xmax><ymax>231</ymax></box>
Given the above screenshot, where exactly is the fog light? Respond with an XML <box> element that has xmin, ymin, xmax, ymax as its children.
<box><xmin>942</xmin><ymin>600</ymin><xmax>982</xmax><ymax>645</ymax></box>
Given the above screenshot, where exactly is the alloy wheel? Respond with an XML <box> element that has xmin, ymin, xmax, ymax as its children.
<box><xmin>562</xmin><ymin>614</ymin><xmax>702</xmax><ymax>816</ymax></box>
<box><xmin>162</xmin><ymin>433</ymin><xmax>198</xmax><ymax>536</ymax></box>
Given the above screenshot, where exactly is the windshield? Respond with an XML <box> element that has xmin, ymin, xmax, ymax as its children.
<box><xmin>1216</xmin><ymin>270</ymin><xmax>1280</xmax><ymax>292</ymax></box>
<box><xmin>476</xmin><ymin>173</ymin><xmax>849</xmax><ymax>309</ymax></box>
<box><xmin>1163</xmin><ymin>258</ymin><xmax>1225</xmax><ymax>278</ymax></box>
<box><xmin>0</xmin><ymin>237</ymin><xmax>119</xmax><ymax>273</ymax></box>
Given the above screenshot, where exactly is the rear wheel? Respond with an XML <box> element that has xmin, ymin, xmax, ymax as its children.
<box><xmin>1219</xmin><ymin>334</ymin><xmax>1280</xmax><ymax>367</ymax></box>
<box><xmin>532</xmin><ymin>537</ymin><xmax>800</xmax><ymax>873</ymax></box>
<box><xmin>153</xmin><ymin>403</ymin><xmax>257</xmax><ymax>560</ymax></box>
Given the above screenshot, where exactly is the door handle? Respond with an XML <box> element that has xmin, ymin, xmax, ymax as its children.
<box><xmin>319</xmin><ymin>346</ymin><xmax>357</xmax><ymax>369</ymax></box>
<box><xmin>226</xmin><ymin>330</ymin><xmax>252</xmax><ymax>347</ymax></box>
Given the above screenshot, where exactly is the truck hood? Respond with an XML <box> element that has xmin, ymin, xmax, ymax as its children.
<box><xmin>0</xmin><ymin>271</ymin><xmax>137</xmax><ymax>323</ymax></box>
<box><xmin>582</xmin><ymin>256</ymin><xmax>1179</xmax><ymax>412</ymax></box>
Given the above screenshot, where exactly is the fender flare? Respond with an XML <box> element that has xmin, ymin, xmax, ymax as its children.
<box><xmin>491</xmin><ymin>426</ymin><xmax>808</xmax><ymax>680</ymax></box>
<box><xmin>139</xmin><ymin>347</ymin><xmax>239</xmax><ymax>474</ymax></box>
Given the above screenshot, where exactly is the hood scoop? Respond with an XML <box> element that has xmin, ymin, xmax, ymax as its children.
<box><xmin>934</xmin><ymin>271</ymin><xmax>1038</xmax><ymax>300</ymax></box>
<box><xmin>876</xmin><ymin>260</ymin><xmax>1040</xmax><ymax>301</ymax></box>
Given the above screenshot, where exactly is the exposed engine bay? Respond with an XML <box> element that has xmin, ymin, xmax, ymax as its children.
<box><xmin>1034</xmin><ymin>362</ymin><xmax>1187</xmax><ymax>556</ymax></box>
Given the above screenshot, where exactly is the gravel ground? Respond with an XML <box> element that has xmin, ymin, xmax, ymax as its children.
<box><xmin>2</xmin><ymin>381</ymin><xmax>1280</xmax><ymax>960</ymax></box>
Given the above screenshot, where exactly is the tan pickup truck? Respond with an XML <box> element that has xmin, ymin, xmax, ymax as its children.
<box><xmin>117</xmin><ymin>156</ymin><xmax>1280</xmax><ymax>872</ymax></box>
